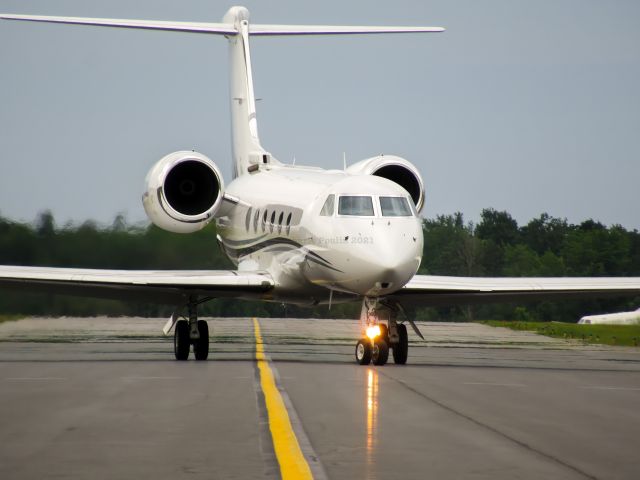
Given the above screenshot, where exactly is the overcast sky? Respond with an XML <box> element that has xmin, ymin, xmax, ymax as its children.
<box><xmin>1</xmin><ymin>0</ymin><xmax>639</xmax><ymax>229</ymax></box>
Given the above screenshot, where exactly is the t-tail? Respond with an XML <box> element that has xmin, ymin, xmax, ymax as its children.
<box><xmin>224</xmin><ymin>7</ymin><xmax>266</xmax><ymax>178</ymax></box>
<box><xmin>0</xmin><ymin>6</ymin><xmax>444</xmax><ymax>178</ymax></box>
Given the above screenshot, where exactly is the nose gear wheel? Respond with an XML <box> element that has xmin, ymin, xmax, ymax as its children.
<box><xmin>355</xmin><ymin>338</ymin><xmax>372</xmax><ymax>365</ymax></box>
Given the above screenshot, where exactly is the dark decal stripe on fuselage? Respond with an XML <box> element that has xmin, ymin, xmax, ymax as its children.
<box><xmin>221</xmin><ymin>237</ymin><xmax>343</xmax><ymax>273</ymax></box>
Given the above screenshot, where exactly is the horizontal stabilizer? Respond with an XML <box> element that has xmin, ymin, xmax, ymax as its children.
<box><xmin>0</xmin><ymin>14</ymin><xmax>237</xmax><ymax>35</ymax></box>
<box><xmin>249</xmin><ymin>24</ymin><xmax>445</xmax><ymax>35</ymax></box>
<box><xmin>0</xmin><ymin>14</ymin><xmax>444</xmax><ymax>37</ymax></box>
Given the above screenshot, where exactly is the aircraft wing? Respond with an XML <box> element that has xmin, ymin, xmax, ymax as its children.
<box><xmin>0</xmin><ymin>266</ymin><xmax>274</xmax><ymax>305</ymax></box>
<box><xmin>391</xmin><ymin>275</ymin><xmax>640</xmax><ymax>307</ymax></box>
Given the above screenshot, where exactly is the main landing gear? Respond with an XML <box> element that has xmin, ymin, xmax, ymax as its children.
<box><xmin>174</xmin><ymin>298</ymin><xmax>209</xmax><ymax>361</ymax></box>
<box><xmin>354</xmin><ymin>299</ymin><xmax>410</xmax><ymax>366</ymax></box>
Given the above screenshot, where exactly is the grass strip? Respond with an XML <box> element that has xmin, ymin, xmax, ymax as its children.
<box><xmin>482</xmin><ymin>321</ymin><xmax>640</xmax><ymax>347</ymax></box>
<box><xmin>0</xmin><ymin>314</ymin><xmax>23</xmax><ymax>324</ymax></box>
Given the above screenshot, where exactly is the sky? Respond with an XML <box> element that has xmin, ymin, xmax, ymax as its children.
<box><xmin>0</xmin><ymin>0</ymin><xmax>639</xmax><ymax>229</ymax></box>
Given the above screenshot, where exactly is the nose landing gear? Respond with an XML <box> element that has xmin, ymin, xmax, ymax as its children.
<box><xmin>354</xmin><ymin>298</ymin><xmax>411</xmax><ymax>366</ymax></box>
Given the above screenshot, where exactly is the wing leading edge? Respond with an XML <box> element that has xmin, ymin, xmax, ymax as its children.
<box><xmin>1</xmin><ymin>267</ymin><xmax>638</xmax><ymax>308</ymax></box>
<box><xmin>0</xmin><ymin>266</ymin><xmax>274</xmax><ymax>305</ymax></box>
<box><xmin>391</xmin><ymin>275</ymin><xmax>640</xmax><ymax>307</ymax></box>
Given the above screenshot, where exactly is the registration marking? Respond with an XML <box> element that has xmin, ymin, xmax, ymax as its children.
<box><xmin>253</xmin><ymin>318</ymin><xmax>313</xmax><ymax>480</ymax></box>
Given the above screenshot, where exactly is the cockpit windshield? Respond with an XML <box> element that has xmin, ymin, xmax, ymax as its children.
<box><xmin>380</xmin><ymin>196</ymin><xmax>413</xmax><ymax>217</ymax></box>
<box><xmin>338</xmin><ymin>196</ymin><xmax>374</xmax><ymax>216</ymax></box>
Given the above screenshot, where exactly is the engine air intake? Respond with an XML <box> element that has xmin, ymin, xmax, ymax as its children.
<box><xmin>373</xmin><ymin>164</ymin><xmax>422</xmax><ymax>209</ymax></box>
<box><xmin>164</xmin><ymin>160</ymin><xmax>219</xmax><ymax>216</ymax></box>
<box><xmin>143</xmin><ymin>151</ymin><xmax>225</xmax><ymax>233</ymax></box>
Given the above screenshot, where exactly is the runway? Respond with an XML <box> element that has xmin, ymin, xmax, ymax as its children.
<box><xmin>1</xmin><ymin>317</ymin><xmax>639</xmax><ymax>479</ymax></box>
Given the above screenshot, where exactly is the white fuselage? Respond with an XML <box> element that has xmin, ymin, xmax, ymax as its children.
<box><xmin>216</xmin><ymin>164</ymin><xmax>423</xmax><ymax>305</ymax></box>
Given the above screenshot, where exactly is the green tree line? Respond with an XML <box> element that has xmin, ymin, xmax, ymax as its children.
<box><xmin>418</xmin><ymin>209</ymin><xmax>640</xmax><ymax>321</ymax></box>
<box><xmin>0</xmin><ymin>209</ymin><xmax>638</xmax><ymax>321</ymax></box>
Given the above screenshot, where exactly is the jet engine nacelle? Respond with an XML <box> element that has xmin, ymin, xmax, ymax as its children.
<box><xmin>346</xmin><ymin>155</ymin><xmax>425</xmax><ymax>212</ymax></box>
<box><xmin>142</xmin><ymin>151</ymin><xmax>225</xmax><ymax>233</ymax></box>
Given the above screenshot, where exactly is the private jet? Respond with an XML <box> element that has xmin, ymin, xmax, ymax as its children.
<box><xmin>1</xmin><ymin>6</ymin><xmax>639</xmax><ymax>365</ymax></box>
<box><xmin>579</xmin><ymin>308</ymin><xmax>640</xmax><ymax>325</ymax></box>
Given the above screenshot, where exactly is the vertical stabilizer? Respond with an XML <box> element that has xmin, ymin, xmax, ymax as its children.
<box><xmin>1</xmin><ymin>8</ymin><xmax>443</xmax><ymax>179</ymax></box>
<box><xmin>223</xmin><ymin>7</ymin><xmax>271</xmax><ymax>178</ymax></box>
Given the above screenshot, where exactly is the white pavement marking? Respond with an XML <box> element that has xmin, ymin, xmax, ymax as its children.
<box><xmin>463</xmin><ymin>382</ymin><xmax>526</xmax><ymax>387</ymax></box>
<box><xmin>5</xmin><ymin>377</ymin><xmax>66</xmax><ymax>381</ymax></box>
<box><xmin>122</xmin><ymin>376</ymin><xmax>183</xmax><ymax>380</ymax></box>
<box><xmin>580</xmin><ymin>386</ymin><xmax>640</xmax><ymax>391</ymax></box>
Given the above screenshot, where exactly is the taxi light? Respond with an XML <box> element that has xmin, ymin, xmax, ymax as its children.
<box><xmin>366</xmin><ymin>325</ymin><xmax>381</xmax><ymax>340</ymax></box>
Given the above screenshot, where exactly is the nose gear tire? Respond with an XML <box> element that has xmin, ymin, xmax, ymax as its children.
<box><xmin>372</xmin><ymin>338</ymin><xmax>389</xmax><ymax>366</ymax></box>
<box><xmin>356</xmin><ymin>338</ymin><xmax>372</xmax><ymax>365</ymax></box>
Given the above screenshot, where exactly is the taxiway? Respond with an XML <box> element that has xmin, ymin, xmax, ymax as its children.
<box><xmin>1</xmin><ymin>317</ymin><xmax>639</xmax><ymax>479</ymax></box>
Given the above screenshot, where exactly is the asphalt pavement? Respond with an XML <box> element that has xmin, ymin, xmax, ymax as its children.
<box><xmin>1</xmin><ymin>317</ymin><xmax>639</xmax><ymax>479</ymax></box>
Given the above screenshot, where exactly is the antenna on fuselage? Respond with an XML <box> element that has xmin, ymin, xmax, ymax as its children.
<box><xmin>343</xmin><ymin>152</ymin><xmax>347</xmax><ymax>171</ymax></box>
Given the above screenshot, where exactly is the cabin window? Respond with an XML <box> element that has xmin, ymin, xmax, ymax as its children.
<box><xmin>338</xmin><ymin>196</ymin><xmax>374</xmax><ymax>216</ymax></box>
<box><xmin>379</xmin><ymin>196</ymin><xmax>413</xmax><ymax>217</ymax></box>
<box><xmin>253</xmin><ymin>209</ymin><xmax>260</xmax><ymax>232</ymax></box>
<box><xmin>286</xmin><ymin>212</ymin><xmax>292</xmax><ymax>235</ymax></box>
<box><xmin>245</xmin><ymin>207</ymin><xmax>252</xmax><ymax>231</ymax></box>
<box><xmin>319</xmin><ymin>194</ymin><xmax>335</xmax><ymax>216</ymax></box>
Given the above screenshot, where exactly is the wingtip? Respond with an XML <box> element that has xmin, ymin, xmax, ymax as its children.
<box><xmin>0</xmin><ymin>13</ymin><xmax>31</xmax><ymax>19</ymax></box>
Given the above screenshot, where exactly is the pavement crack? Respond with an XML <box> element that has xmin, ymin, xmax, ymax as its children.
<box><xmin>378</xmin><ymin>370</ymin><xmax>600</xmax><ymax>480</ymax></box>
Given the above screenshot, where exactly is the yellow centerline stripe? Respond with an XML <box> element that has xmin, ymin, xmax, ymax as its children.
<box><xmin>253</xmin><ymin>318</ymin><xmax>313</xmax><ymax>480</ymax></box>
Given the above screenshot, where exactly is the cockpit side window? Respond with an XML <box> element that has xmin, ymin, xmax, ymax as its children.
<box><xmin>338</xmin><ymin>196</ymin><xmax>374</xmax><ymax>216</ymax></box>
<box><xmin>380</xmin><ymin>196</ymin><xmax>413</xmax><ymax>217</ymax></box>
<box><xmin>319</xmin><ymin>194</ymin><xmax>335</xmax><ymax>216</ymax></box>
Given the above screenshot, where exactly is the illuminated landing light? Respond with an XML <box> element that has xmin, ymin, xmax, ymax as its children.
<box><xmin>366</xmin><ymin>325</ymin><xmax>381</xmax><ymax>340</ymax></box>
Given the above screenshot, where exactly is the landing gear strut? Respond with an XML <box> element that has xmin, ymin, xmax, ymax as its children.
<box><xmin>174</xmin><ymin>297</ymin><xmax>209</xmax><ymax>361</ymax></box>
<box><xmin>354</xmin><ymin>298</ymin><xmax>412</xmax><ymax>366</ymax></box>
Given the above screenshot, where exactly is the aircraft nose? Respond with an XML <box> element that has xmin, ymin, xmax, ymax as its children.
<box><xmin>366</xmin><ymin>238</ymin><xmax>421</xmax><ymax>293</ymax></box>
<box><xmin>337</xmin><ymin>219</ymin><xmax>423</xmax><ymax>296</ymax></box>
